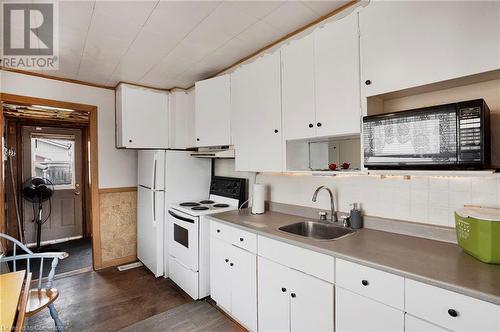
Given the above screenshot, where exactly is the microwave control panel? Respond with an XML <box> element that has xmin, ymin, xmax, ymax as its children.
<box><xmin>458</xmin><ymin>106</ymin><xmax>482</xmax><ymax>162</ymax></box>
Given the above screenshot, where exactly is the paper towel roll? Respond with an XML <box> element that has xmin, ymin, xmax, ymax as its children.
<box><xmin>252</xmin><ymin>183</ymin><xmax>266</xmax><ymax>214</ymax></box>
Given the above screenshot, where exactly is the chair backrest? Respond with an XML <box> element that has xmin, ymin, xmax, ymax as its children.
<box><xmin>0</xmin><ymin>233</ymin><xmax>67</xmax><ymax>290</ymax></box>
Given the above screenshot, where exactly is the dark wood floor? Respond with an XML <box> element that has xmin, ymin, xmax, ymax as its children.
<box><xmin>27</xmin><ymin>267</ymin><xmax>196</xmax><ymax>331</ymax></box>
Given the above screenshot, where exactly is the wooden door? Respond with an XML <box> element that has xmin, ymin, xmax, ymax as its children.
<box><xmin>231</xmin><ymin>51</ymin><xmax>283</xmax><ymax>172</ymax></box>
<box><xmin>289</xmin><ymin>268</ymin><xmax>334</xmax><ymax>332</ymax></box>
<box><xmin>314</xmin><ymin>10</ymin><xmax>361</xmax><ymax>137</ymax></box>
<box><xmin>257</xmin><ymin>257</ymin><xmax>290</xmax><ymax>332</ymax></box>
<box><xmin>195</xmin><ymin>75</ymin><xmax>231</xmax><ymax>147</ymax></box>
<box><xmin>230</xmin><ymin>246</ymin><xmax>257</xmax><ymax>331</ymax></box>
<box><xmin>336</xmin><ymin>287</ymin><xmax>404</xmax><ymax>332</ymax></box>
<box><xmin>21</xmin><ymin>126</ymin><xmax>83</xmax><ymax>243</ymax></box>
<box><xmin>282</xmin><ymin>33</ymin><xmax>316</xmax><ymax>140</ymax></box>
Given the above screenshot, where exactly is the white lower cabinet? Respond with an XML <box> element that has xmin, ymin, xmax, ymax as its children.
<box><xmin>405</xmin><ymin>314</ymin><xmax>448</xmax><ymax>332</ymax></box>
<box><xmin>258</xmin><ymin>257</ymin><xmax>334</xmax><ymax>332</ymax></box>
<box><xmin>336</xmin><ymin>287</ymin><xmax>404</xmax><ymax>332</ymax></box>
<box><xmin>210</xmin><ymin>237</ymin><xmax>257</xmax><ymax>331</ymax></box>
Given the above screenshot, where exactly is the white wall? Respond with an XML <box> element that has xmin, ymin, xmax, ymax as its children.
<box><xmin>256</xmin><ymin>173</ymin><xmax>500</xmax><ymax>228</ymax></box>
<box><xmin>1</xmin><ymin>70</ymin><xmax>137</xmax><ymax>188</ymax></box>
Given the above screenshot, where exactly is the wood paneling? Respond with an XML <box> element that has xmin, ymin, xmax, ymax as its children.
<box><xmin>99</xmin><ymin>187</ymin><xmax>137</xmax><ymax>194</ymax></box>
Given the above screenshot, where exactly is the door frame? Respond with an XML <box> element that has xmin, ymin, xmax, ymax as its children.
<box><xmin>0</xmin><ymin>93</ymin><xmax>102</xmax><ymax>269</ymax></box>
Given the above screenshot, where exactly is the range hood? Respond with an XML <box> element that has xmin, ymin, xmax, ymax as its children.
<box><xmin>190</xmin><ymin>146</ymin><xmax>235</xmax><ymax>159</ymax></box>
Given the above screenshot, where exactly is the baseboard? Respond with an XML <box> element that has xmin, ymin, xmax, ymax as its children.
<box><xmin>99</xmin><ymin>255</ymin><xmax>137</xmax><ymax>269</ymax></box>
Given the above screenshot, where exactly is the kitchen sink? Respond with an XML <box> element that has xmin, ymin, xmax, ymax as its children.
<box><xmin>278</xmin><ymin>220</ymin><xmax>355</xmax><ymax>240</ymax></box>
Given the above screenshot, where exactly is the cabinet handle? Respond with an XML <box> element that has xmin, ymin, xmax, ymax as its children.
<box><xmin>317</xmin><ymin>122</ymin><xmax>322</xmax><ymax>127</ymax></box>
<box><xmin>361</xmin><ymin>280</ymin><xmax>369</xmax><ymax>286</ymax></box>
<box><xmin>308</xmin><ymin>123</ymin><xmax>313</xmax><ymax>128</ymax></box>
<box><xmin>291</xmin><ymin>293</ymin><xmax>296</xmax><ymax>298</ymax></box>
<box><xmin>365</xmin><ymin>79</ymin><xmax>372</xmax><ymax>85</ymax></box>
<box><xmin>448</xmin><ymin>309</ymin><xmax>458</xmax><ymax>317</ymax></box>
<box><xmin>239</xmin><ymin>237</ymin><xmax>244</xmax><ymax>242</ymax></box>
<box><xmin>281</xmin><ymin>287</ymin><xmax>287</xmax><ymax>292</ymax></box>
<box><xmin>230</xmin><ymin>262</ymin><xmax>234</xmax><ymax>267</ymax></box>
<box><xmin>225</xmin><ymin>259</ymin><xmax>229</xmax><ymax>263</ymax></box>
<box><xmin>217</xmin><ymin>229</ymin><xmax>220</xmax><ymax>233</ymax></box>
<box><xmin>274</xmin><ymin>129</ymin><xmax>279</xmax><ymax>133</ymax></box>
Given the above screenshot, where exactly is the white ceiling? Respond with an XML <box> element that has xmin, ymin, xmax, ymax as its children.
<box><xmin>42</xmin><ymin>0</ymin><xmax>350</xmax><ymax>89</ymax></box>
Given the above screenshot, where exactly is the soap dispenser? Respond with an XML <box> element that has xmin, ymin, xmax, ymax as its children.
<box><xmin>349</xmin><ymin>203</ymin><xmax>363</xmax><ymax>229</ymax></box>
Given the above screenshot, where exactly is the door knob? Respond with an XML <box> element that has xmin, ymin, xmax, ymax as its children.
<box><xmin>74</xmin><ymin>183</ymin><xmax>81</xmax><ymax>195</ymax></box>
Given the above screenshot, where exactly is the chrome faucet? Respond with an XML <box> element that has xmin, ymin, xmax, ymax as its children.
<box><xmin>312</xmin><ymin>186</ymin><xmax>337</xmax><ymax>223</ymax></box>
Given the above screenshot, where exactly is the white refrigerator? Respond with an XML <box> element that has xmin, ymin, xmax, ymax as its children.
<box><xmin>137</xmin><ymin>150</ymin><xmax>210</xmax><ymax>277</ymax></box>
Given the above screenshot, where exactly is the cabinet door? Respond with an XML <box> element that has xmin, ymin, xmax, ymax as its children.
<box><xmin>209</xmin><ymin>238</ymin><xmax>232</xmax><ymax>312</ymax></box>
<box><xmin>169</xmin><ymin>90</ymin><xmax>195</xmax><ymax>149</ymax></box>
<box><xmin>258</xmin><ymin>257</ymin><xmax>290</xmax><ymax>332</ymax></box>
<box><xmin>314</xmin><ymin>11</ymin><xmax>361</xmax><ymax>137</ymax></box>
<box><xmin>360</xmin><ymin>1</ymin><xmax>500</xmax><ymax>97</ymax></box>
<box><xmin>282</xmin><ymin>34</ymin><xmax>316</xmax><ymax>140</ymax></box>
<box><xmin>289</xmin><ymin>268</ymin><xmax>334</xmax><ymax>332</ymax></box>
<box><xmin>405</xmin><ymin>314</ymin><xmax>447</xmax><ymax>332</ymax></box>
<box><xmin>231</xmin><ymin>52</ymin><xmax>283</xmax><ymax>172</ymax></box>
<box><xmin>119</xmin><ymin>85</ymin><xmax>169</xmax><ymax>148</ymax></box>
<box><xmin>230</xmin><ymin>246</ymin><xmax>257</xmax><ymax>331</ymax></box>
<box><xmin>336</xmin><ymin>287</ymin><xmax>404</xmax><ymax>332</ymax></box>
<box><xmin>195</xmin><ymin>75</ymin><xmax>231</xmax><ymax>147</ymax></box>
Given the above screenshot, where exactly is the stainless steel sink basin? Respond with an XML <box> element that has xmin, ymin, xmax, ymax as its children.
<box><xmin>278</xmin><ymin>220</ymin><xmax>355</xmax><ymax>240</ymax></box>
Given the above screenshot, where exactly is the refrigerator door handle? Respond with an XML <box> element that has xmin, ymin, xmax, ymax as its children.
<box><xmin>152</xmin><ymin>191</ymin><xmax>156</xmax><ymax>223</ymax></box>
<box><xmin>152</xmin><ymin>157</ymin><xmax>157</xmax><ymax>191</ymax></box>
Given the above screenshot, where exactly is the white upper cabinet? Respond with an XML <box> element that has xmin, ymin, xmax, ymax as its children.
<box><xmin>169</xmin><ymin>90</ymin><xmax>195</xmax><ymax>149</ymax></box>
<box><xmin>195</xmin><ymin>74</ymin><xmax>231</xmax><ymax>147</ymax></box>
<box><xmin>281</xmin><ymin>34</ymin><xmax>316</xmax><ymax>140</ymax></box>
<box><xmin>314</xmin><ymin>10</ymin><xmax>361</xmax><ymax>137</ymax></box>
<box><xmin>360</xmin><ymin>1</ymin><xmax>500</xmax><ymax>97</ymax></box>
<box><xmin>116</xmin><ymin>83</ymin><xmax>169</xmax><ymax>149</ymax></box>
<box><xmin>231</xmin><ymin>52</ymin><xmax>283</xmax><ymax>172</ymax></box>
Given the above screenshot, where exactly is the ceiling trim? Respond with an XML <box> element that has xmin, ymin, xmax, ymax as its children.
<box><xmin>0</xmin><ymin>67</ymin><xmax>116</xmax><ymax>90</ymax></box>
<box><xmin>1</xmin><ymin>0</ymin><xmax>358</xmax><ymax>92</ymax></box>
<box><xmin>186</xmin><ymin>0</ymin><xmax>359</xmax><ymax>89</ymax></box>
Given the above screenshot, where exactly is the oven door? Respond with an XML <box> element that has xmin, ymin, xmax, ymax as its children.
<box><xmin>168</xmin><ymin>209</ymin><xmax>199</xmax><ymax>271</ymax></box>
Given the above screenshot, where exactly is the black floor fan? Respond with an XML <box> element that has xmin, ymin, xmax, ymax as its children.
<box><xmin>22</xmin><ymin>177</ymin><xmax>54</xmax><ymax>252</ymax></box>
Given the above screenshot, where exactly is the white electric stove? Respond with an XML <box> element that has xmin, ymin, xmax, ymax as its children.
<box><xmin>166</xmin><ymin>176</ymin><xmax>246</xmax><ymax>300</ymax></box>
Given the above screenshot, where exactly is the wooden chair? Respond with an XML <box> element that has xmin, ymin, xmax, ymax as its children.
<box><xmin>0</xmin><ymin>233</ymin><xmax>68</xmax><ymax>332</ymax></box>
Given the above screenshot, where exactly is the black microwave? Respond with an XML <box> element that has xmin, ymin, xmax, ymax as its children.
<box><xmin>363</xmin><ymin>99</ymin><xmax>490</xmax><ymax>169</ymax></box>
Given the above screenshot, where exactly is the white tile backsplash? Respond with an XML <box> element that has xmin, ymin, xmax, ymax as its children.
<box><xmin>256</xmin><ymin>173</ymin><xmax>500</xmax><ymax>229</ymax></box>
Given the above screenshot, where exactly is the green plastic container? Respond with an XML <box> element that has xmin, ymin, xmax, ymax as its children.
<box><xmin>455</xmin><ymin>207</ymin><xmax>500</xmax><ymax>264</ymax></box>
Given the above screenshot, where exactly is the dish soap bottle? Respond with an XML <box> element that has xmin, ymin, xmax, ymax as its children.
<box><xmin>350</xmin><ymin>203</ymin><xmax>363</xmax><ymax>229</ymax></box>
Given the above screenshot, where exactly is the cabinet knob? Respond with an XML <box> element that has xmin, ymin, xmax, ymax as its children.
<box><xmin>129</xmin><ymin>139</ymin><xmax>132</xmax><ymax>143</ymax></box>
<box><xmin>291</xmin><ymin>293</ymin><xmax>296</xmax><ymax>298</ymax></box>
<box><xmin>448</xmin><ymin>309</ymin><xmax>458</xmax><ymax>317</ymax></box>
<box><xmin>217</xmin><ymin>229</ymin><xmax>220</xmax><ymax>233</ymax></box>
<box><xmin>308</xmin><ymin>123</ymin><xmax>313</xmax><ymax>128</ymax></box>
<box><xmin>365</xmin><ymin>79</ymin><xmax>372</xmax><ymax>85</ymax></box>
<box><xmin>225</xmin><ymin>259</ymin><xmax>229</xmax><ymax>263</ymax></box>
<box><xmin>316</xmin><ymin>122</ymin><xmax>322</xmax><ymax>127</ymax></box>
<box><xmin>230</xmin><ymin>262</ymin><xmax>234</xmax><ymax>267</ymax></box>
<box><xmin>196</xmin><ymin>138</ymin><xmax>200</xmax><ymax>141</ymax></box>
<box><xmin>239</xmin><ymin>237</ymin><xmax>244</xmax><ymax>242</ymax></box>
<box><xmin>361</xmin><ymin>280</ymin><xmax>369</xmax><ymax>286</ymax></box>
<box><xmin>281</xmin><ymin>287</ymin><xmax>287</xmax><ymax>292</ymax></box>
<box><xmin>274</xmin><ymin>129</ymin><xmax>279</xmax><ymax>133</ymax></box>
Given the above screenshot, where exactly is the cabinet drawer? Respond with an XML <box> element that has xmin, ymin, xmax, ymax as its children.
<box><xmin>230</xmin><ymin>227</ymin><xmax>256</xmax><ymax>253</ymax></box>
<box><xmin>210</xmin><ymin>220</ymin><xmax>257</xmax><ymax>253</ymax></box>
<box><xmin>405</xmin><ymin>279</ymin><xmax>500</xmax><ymax>332</ymax></box>
<box><xmin>258</xmin><ymin>236</ymin><xmax>334</xmax><ymax>283</ymax></box>
<box><xmin>336</xmin><ymin>259</ymin><xmax>404</xmax><ymax>310</ymax></box>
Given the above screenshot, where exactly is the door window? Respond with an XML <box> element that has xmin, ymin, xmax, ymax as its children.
<box><xmin>31</xmin><ymin>135</ymin><xmax>76</xmax><ymax>189</ymax></box>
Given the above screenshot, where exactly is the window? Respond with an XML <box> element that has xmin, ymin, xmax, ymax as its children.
<box><xmin>31</xmin><ymin>135</ymin><xmax>76</xmax><ymax>189</ymax></box>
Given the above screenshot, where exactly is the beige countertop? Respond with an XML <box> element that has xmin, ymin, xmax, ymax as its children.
<box><xmin>208</xmin><ymin>209</ymin><xmax>500</xmax><ymax>306</ymax></box>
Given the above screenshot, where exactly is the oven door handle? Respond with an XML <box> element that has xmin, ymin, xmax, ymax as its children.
<box><xmin>168</xmin><ymin>210</ymin><xmax>195</xmax><ymax>224</ymax></box>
